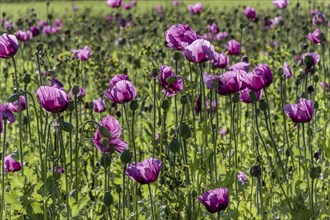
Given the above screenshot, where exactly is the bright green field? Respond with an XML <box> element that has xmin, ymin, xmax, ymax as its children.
<box><xmin>0</xmin><ymin>0</ymin><xmax>316</xmax><ymax>20</ymax></box>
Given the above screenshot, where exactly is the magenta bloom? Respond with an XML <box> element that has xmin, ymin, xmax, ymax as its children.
<box><xmin>182</xmin><ymin>39</ymin><xmax>214</xmax><ymax>63</ymax></box>
<box><xmin>165</xmin><ymin>24</ymin><xmax>199</xmax><ymax>51</ymax></box>
<box><xmin>219</xmin><ymin>128</ymin><xmax>227</xmax><ymax>137</ymax></box>
<box><xmin>50</xmin><ymin>78</ymin><xmax>64</xmax><ymax>90</ymax></box>
<box><xmin>244</xmin><ymin>7</ymin><xmax>256</xmax><ymax>19</ymax></box>
<box><xmin>173</xmin><ymin>0</ymin><xmax>180</xmax><ymax>6</ymax></box>
<box><xmin>207</xmin><ymin>22</ymin><xmax>219</xmax><ymax>34</ymax></box>
<box><xmin>56</xmin><ymin>166</ymin><xmax>65</xmax><ymax>174</ymax></box>
<box><xmin>237</xmin><ymin>172</ymin><xmax>248</xmax><ymax>184</ymax></box>
<box><xmin>156</xmin><ymin>5</ymin><xmax>163</xmax><ymax>14</ymax></box>
<box><xmin>104</xmin><ymin>75</ymin><xmax>137</xmax><ymax>104</ymax></box>
<box><xmin>0</xmin><ymin>103</ymin><xmax>16</xmax><ymax>134</ymax></box>
<box><xmin>71</xmin><ymin>46</ymin><xmax>91</xmax><ymax>61</ymax></box>
<box><xmin>36</xmin><ymin>86</ymin><xmax>70</xmax><ymax>113</ymax></box>
<box><xmin>320</xmin><ymin>82</ymin><xmax>329</xmax><ymax>92</ymax></box>
<box><xmin>92</xmin><ymin>115</ymin><xmax>127</xmax><ymax>154</ymax></box>
<box><xmin>239</xmin><ymin>88</ymin><xmax>262</xmax><ymax>104</ymax></box>
<box><xmin>283</xmin><ymin>62</ymin><xmax>293</xmax><ymax>79</ymax></box>
<box><xmin>0</xmin><ymin>34</ymin><xmax>19</xmax><ymax>59</ymax></box>
<box><xmin>312</xmin><ymin>12</ymin><xmax>325</xmax><ymax>26</ymax></box>
<box><xmin>158</xmin><ymin>65</ymin><xmax>184</xmax><ymax>97</ymax></box>
<box><xmin>303</xmin><ymin>52</ymin><xmax>320</xmax><ymax>68</ymax></box>
<box><xmin>226</xmin><ymin>40</ymin><xmax>240</xmax><ymax>55</ymax></box>
<box><xmin>204</xmin><ymin>71</ymin><xmax>244</xmax><ymax>95</ymax></box>
<box><xmin>188</xmin><ymin>2</ymin><xmax>202</xmax><ymax>14</ymax></box>
<box><xmin>93</xmin><ymin>97</ymin><xmax>106</xmax><ymax>113</ymax></box>
<box><xmin>241</xmin><ymin>64</ymin><xmax>273</xmax><ymax>92</ymax></box>
<box><xmin>38</xmin><ymin>20</ymin><xmax>48</xmax><ymax>27</ymax></box>
<box><xmin>272</xmin><ymin>0</ymin><xmax>289</xmax><ymax>9</ymax></box>
<box><xmin>6</xmin><ymin>96</ymin><xmax>26</xmax><ymax>112</ymax></box>
<box><xmin>126</xmin><ymin>158</ymin><xmax>162</xmax><ymax>184</ymax></box>
<box><xmin>228</xmin><ymin>62</ymin><xmax>250</xmax><ymax>72</ymax></box>
<box><xmin>307</xmin><ymin>28</ymin><xmax>322</xmax><ymax>44</ymax></box>
<box><xmin>69</xmin><ymin>86</ymin><xmax>86</xmax><ymax>98</ymax></box>
<box><xmin>54</xmin><ymin>18</ymin><xmax>63</xmax><ymax>30</ymax></box>
<box><xmin>107</xmin><ymin>0</ymin><xmax>122</xmax><ymax>8</ymax></box>
<box><xmin>29</xmin><ymin>26</ymin><xmax>40</xmax><ymax>37</ymax></box>
<box><xmin>3</xmin><ymin>21</ymin><xmax>13</xmax><ymax>30</ymax></box>
<box><xmin>42</xmin><ymin>25</ymin><xmax>57</xmax><ymax>35</ymax></box>
<box><xmin>16</xmin><ymin>30</ymin><xmax>32</xmax><ymax>41</ymax></box>
<box><xmin>123</xmin><ymin>3</ymin><xmax>133</xmax><ymax>10</ymax></box>
<box><xmin>284</xmin><ymin>99</ymin><xmax>314</xmax><ymax>124</ymax></box>
<box><xmin>198</xmin><ymin>188</ymin><xmax>229</xmax><ymax>213</ymax></box>
<box><xmin>212</xmin><ymin>52</ymin><xmax>229</xmax><ymax>69</ymax></box>
<box><xmin>4</xmin><ymin>154</ymin><xmax>22</xmax><ymax>173</ymax></box>
<box><xmin>215</xmin><ymin>32</ymin><xmax>228</xmax><ymax>41</ymax></box>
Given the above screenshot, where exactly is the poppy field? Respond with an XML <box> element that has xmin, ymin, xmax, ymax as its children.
<box><xmin>0</xmin><ymin>0</ymin><xmax>329</xmax><ymax>219</ymax></box>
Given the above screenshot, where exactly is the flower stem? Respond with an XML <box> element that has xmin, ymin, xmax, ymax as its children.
<box><xmin>0</xmin><ymin>122</ymin><xmax>7</xmax><ymax>220</ymax></box>
<box><xmin>148</xmin><ymin>184</ymin><xmax>155</xmax><ymax>220</ymax></box>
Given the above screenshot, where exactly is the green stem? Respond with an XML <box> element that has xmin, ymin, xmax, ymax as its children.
<box><xmin>153</xmin><ymin>77</ymin><xmax>156</xmax><ymax>157</ymax></box>
<box><xmin>1</xmin><ymin>122</ymin><xmax>7</xmax><ymax>220</ymax></box>
<box><xmin>148</xmin><ymin>184</ymin><xmax>155</xmax><ymax>220</ymax></box>
<box><xmin>74</xmin><ymin>96</ymin><xmax>79</xmax><ymax>201</ymax></box>
<box><xmin>254</xmin><ymin>103</ymin><xmax>293</xmax><ymax>211</ymax></box>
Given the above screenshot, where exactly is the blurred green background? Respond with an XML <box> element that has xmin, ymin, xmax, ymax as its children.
<box><xmin>0</xmin><ymin>0</ymin><xmax>321</xmax><ymax>20</ymax></box>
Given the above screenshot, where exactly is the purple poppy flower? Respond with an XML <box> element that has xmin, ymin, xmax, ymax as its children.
<box><xmin>212</xmin><ymin>52</ymin><xmax>229</xmax><ymax>69</ymax></box>
<box><xmin>0</xmin><ymin>103</ymin><xmax>16</xmax><ymax>134</ymax></box>
<box><xmin>165</xmin><ymin>24</ymin><xmax>199</xmax><ymax>51</ymax></box>
<box><xmin>107</xmin><ymin>0</ymin><xmax>122</xmax><ymax>8</ymax></box>
<box><xmin>0</xmin><ymin>33</ymin><xmax>19</xmax><ymax>59</ymax></box>
<box><xmin>283</xmin><ymin>62</ymin><xmax>293</xmax><ymax>79</ymax></box>
<box><xmin>50</xmin><ymin>77</ymin><xmax>64</xmax><ymax>90</ymax></box>
<box><xmin>5</xmin><ymin>96</ymin><xmax>26</xmax><ymax>112</ymax></box>
<box><xmin>173</xmin><ymin>0</ymin><xmax>180</xmax><ymax>6</ymax></box>
<box><xmin>312</xmin><ymin>12</ymin><xmax>325</xmax><ymax>26</ymax></box>
<box><xmin>54</xmin><ymin>18</ymin><xmax>63</xmax><ymax>30</ymax></box>
<box><xmin>69</xmin><ymin>86</ymin><xmax>86</xmax><ymax>98</ymax></box>
<box><xmin>201</xmin><ymin>33</ymin><xmax>212</xmax><ymax>41</ymax></box>
<box><xmin>36</xmin><ymin>86</ymin><xmax>70</xmax><ymax>113</ymax></box>
<box><xmin>56</xmin><ymin>166</ymin><xmax>65</xmax><ymax>174</ymax></box>
<box><xmin>237</xmin><ymin>171</ymin><xmax>248</xmax><ymax>184</ymax></box>
<box><xmin>188</xmin><ymin>2</ymin><xmax>202</xmax><ymax>14</ymax></box>
<box><xmin>73</xmin><ymin>5</ymin><xmax>79</xmax><ymax>11</ymax></box>
<box><xmin>244</xmin><ymin>7</ymin><xmax>256</xmax><ymax>19</ymax></box>
<box><xmin>93</xmin><ymin>97</ymin><xmax>106</xmax><ymax>113</ymax></box>
<box><xmin>307</xmin><ymin>28</ymin><xmax>323</xmax><ymax>44</ymax></box>
<box><xmin>71</xmin><ymin>46</ymin><xmax>91</xmax><ymax>61</ymax></box>
<box><xmin>16</xmin><ymin>30</ymin><xmax>32</xmax><ymax>41</ymax></box>
<box><xmin>104</xmin><ymin>76</ymin><xmax>137</xmax><ymax>104</ymax></box>
<box><xmin>207</xmin><ymin>22</ymin><xmax>219</xmax><ymax>34</ymax></box>
<box><xmin>126</xmin><ymin>158</ymin><xmax>162</xmax><ymax>184</ymax></box>
<box><xmin>182</xmin><ymin>39</ymin><xmax>215</xmax><ymax>63</ymax></box>
<box><xmin>320</xmin><ymin>82</ymin><xmax>329</xmax><ymax>92</ymax></box>
<box><xmin>219</xmin><ymin>128</ymin><xmax>227</xmax><ymax>137</ymax></box>
<box><xmin>214</xmin><ymin>32</ymin><xmax>228</xmax><ymax>41</ymax></box>
<box><xmin>284</xmin><ymin>98</ymin><xmax>314</xmax><ymax>124</ymax></box>
<box><xmin>110</xmin><ymin>74</ymin><xmax>130</xmax><ymax>87</ymax></box>
<box><xmin>3</xmin><ymin>21</ymin><xmax>13</xmax><ymax>30</ymax></box>
<box><xmin>130</xmin><ymin>0</ymin><xmax>137</xmax><ymax>6</ymax></box>
<box><xmin>198</xmin><ymin>188</ymin><xmax>229</xmax><ymax>213</ymax></box>
<box><xmin>123</xmin><ymin>3</ymin><xmax>133</xmax><ymax>10</ymax></box>
<box><xmin>226</xmin><ymin>40</ymin><xmax>240</xmax><ymax>55</ymax></box>
<box><xmin>241</xmin><ymin>64</ymin><xmax>273</xmax><ymax>92</ymax></box>
<box><xmin>4</xmin><ymin>154</ymin><xmax>22</xmax><ymax>173</ymax></box>
<box><xmin>303</xmin><ymin>52</ymin><xmax>320</xmax><ymax>68</ymax></box>
<box><xmin>92</xmin><ymin>115</ymin><xmax>127</xmax><ymax>154</ymax></box>
<box><xmin>156</xmin><ymin>5</ymin><xmax>163</xmax><ymax>14</ymax></box>
<box><xmin>239</xmin><ymin>88</ymin><xmax>262</xmax><ymax>104</ymax></box>
<box><xmin>270</xmin><ymin>16</ymin><xmax>283</xmax><ymax>28</ymax></box>
<box><xmin>158</xmin><ymin>65</ymin><xmax>184</xmax><ymax>97</ymax></box>
<box><xmin>37</xmin><ymin>20</ymin><xmax>48</xmax><ymax>28</ymax></box>
<box><xmin>310</xmin><ymin>9</ymin><xmax>318</xmax><ymax>15</ymax></box>
<box><xmin>272</xmin><ymin>0</ymin><xmax>289</xmax><ymax>9</ymax></box>
<box><xmin>29</xmin><ymin>26</ymin><xmax>40</xmax><ymax>37</ymax></box>
<box><xmin>42</xmin><ymin>25</ymin><xmax>57</xmax><ymax>35</ymax></box>
<box><xmin>228</xmin><ymin>62</ymin><xmax>250</xmax><ymax>72</ymax></box>
<box><xmin>204</xmin><ymin>71</ymin><xmax>244</xmax><ymax>95</ymax></box>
